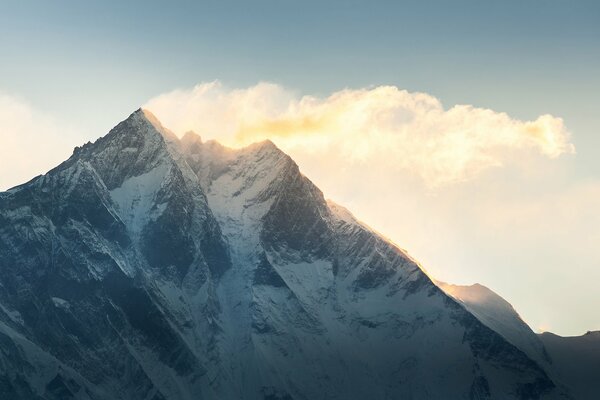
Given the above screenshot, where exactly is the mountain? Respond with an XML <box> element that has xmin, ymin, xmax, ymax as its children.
<box><xmin>439</xmin><ymin>282</ymin><xmax>600</xmax><ymax>399</ymax></box>
<box><xmin>539</xmin><ymin>331</ymin><xmax>600</xmax><ymax>400</ymax></box>
<box><xmin>437</xmin><ymin>282</ymin><xmax>550</xmax><ymax>367</ymax></box>
<box><xmin>0</xmin><ymin>109</ymin><xmax>564</xmax><ymax>399</ymax></box>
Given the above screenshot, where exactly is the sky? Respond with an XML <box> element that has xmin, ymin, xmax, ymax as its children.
<box><xmin>1</xmin><ymin>0</ymin><xmax>599</xmax><ymax>336</ymax></box>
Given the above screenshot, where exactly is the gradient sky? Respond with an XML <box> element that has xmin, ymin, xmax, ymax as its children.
<box><xmin>1</xmin><ymin>1</ymin><xmax>599</xmax><ymax>335</ymax></box>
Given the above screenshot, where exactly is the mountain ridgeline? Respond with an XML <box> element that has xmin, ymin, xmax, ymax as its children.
<box><xmin>0</xmin><ymin>109</ymin><xmax>579</xmax><ymax>399</ymax></box>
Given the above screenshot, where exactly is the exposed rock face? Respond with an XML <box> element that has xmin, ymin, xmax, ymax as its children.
<box><xmin>0</xmin><ymin>109</ymin><xmax>559</xmax><ymax>399</ymax></box>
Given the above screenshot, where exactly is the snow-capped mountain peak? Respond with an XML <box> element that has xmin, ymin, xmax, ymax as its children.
<box><xmin>0</xmin><ymin>110</ymin><xmax>571</xmax><ymax>400</ymax></box>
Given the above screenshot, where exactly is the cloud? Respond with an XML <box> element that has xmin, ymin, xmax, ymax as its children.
<box><xmin>0</xmin><ymin>94</ymin><xmax>79</xmax><ymax>190</ymax></box>
<box><xmin>145</xmin><ymin>81</ymin><xmax>574</xmax><ymax>187</ymax></box>
<box><xmin>0</xmin><ymin>84</ymin><xmax>594</xmax><ymax>335</ymax></box>
<box><xmin>145</xmin><ymin>81</ymin><xmax>600</xmax><ymax>335</ymax></box>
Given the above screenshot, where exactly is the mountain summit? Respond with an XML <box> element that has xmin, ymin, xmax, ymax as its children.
<box><xmin>0</xmin><ymin>110</ymin><xmax>565</xmax><ymax>399</ymax></box>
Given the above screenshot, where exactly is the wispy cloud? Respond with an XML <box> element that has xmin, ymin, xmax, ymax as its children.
<box><xmin>145</xmin><ymin>81</ymin><xmax>574</xmax><ymax>187</ymax></box>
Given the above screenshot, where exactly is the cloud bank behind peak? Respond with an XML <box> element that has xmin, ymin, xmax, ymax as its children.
<box><xmin>144</xmin><ymin>81</ymin><xmax>574</xmax><ymax>187</ymax></box>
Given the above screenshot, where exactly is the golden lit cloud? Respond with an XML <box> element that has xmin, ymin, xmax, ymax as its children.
<box><xmin>0</xmin><ymin>85</ymin><xmax>596</xmax><ymax>336</ymax></box>
<box><xmin>144</xmin><ymin>83</ymin><xmax>600</xmax><ymax>337</ymax></box>
<box><xmin>145</xmin><ymin>81</ymin><xmax>574</xmax><ymax>187</ymax></box>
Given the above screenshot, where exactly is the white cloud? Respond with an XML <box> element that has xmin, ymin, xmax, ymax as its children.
<box><xmin>144</xmin><ymin>81</ymin><xmax>600</xmax><ymax>335</ymax></box>
<box><xmin>1</xmin><ymin>84</ymin><xmax>593</xmax><ymax>335</ymax></box>
<box><xmin>145</xmin><ymin>81</ymin><xmax>574</xmax><ymax>187</ymax></box>
<box><xmin>0</xmin><ymin>94</ymin><xmax>78</xmax><ymax>190</ymax></box>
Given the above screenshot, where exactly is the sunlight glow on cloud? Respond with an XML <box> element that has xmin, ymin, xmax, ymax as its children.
<box><xmin>0</xmin><ymin>94</ymin><xmax>78</xmax><ymax>190</ymax></box>
<box><xmin>142</xmin><ymin>82</ymin><xmax>597</xmax><ymax>334</ymax></box>
<box><xmin>143</xmin><ymin>83</ymin><xmax>600</xmax><ymax>336</ymax></box>
<box><xmin>145</xmin><ymin>81</ymin><xmax>574</xmax><ymax>187</ymax></box>
<box><xmin>0</xmin><ymin>84</ymin><xmax>595</xmax><ymax>335</ymax></box>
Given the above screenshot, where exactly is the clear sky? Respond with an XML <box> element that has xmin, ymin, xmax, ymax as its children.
<box><xmin>1</xmin><ymin>0</ymin><xmax>599</xmax><ymax>335</ymax></box>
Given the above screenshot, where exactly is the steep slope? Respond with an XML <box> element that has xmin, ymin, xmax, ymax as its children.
<box><xmin>0</xmin><ymin>110</ymin><xmax>230</xmax><ymax>399</ymax></box>
<box><xmin>436</xmin><ymin>282</ymin><xmax>600</xmax><ymax>399</ymax></box>
<box><xmin>181</xmin><ymin>131</ymin><xmax>557</xmax><ymax>399</ymax></box>
<box><xmin>437</xmin><ymin>282</ymin><xmax>550</xmax><ymax>367</ymax></box>
<box><xmin>0</xmin><ymin>109</ymin><xmax>561</xmax><ymax>399</ymax></box>
<box><xmin>539</xmin><ymin>331</ymin><xmax>600</xmax><ymax>400</ymax></box>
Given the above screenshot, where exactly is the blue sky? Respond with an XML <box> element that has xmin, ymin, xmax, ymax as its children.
<box><xmin>1</xmin><ymin>1</ymin><xmax>599</xmax><ymax>335</ymax></box>
<box><xmin>2</xmin><ymin>1</ymin><xmax>598</xmax><ymax>143</ymax></box>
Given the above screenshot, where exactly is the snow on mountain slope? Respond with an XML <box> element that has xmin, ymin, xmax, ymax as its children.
<box><xmin>109</xmin><ymin>163</ymin><xmax>170</xmax><ymax>235</ymax></box>
<box><xmin>436</xmin><ymin>282</ymin><xmax>600</xmax><ymax>399</ymax></box>
<box><xmin>437</xmin><ymin>282</ymin><xmax>550</xmax><ymax>367</ymax></box>
<box><xmin>0</xmin><ymin>109</ymin><xmax>564</xmax><ymax>399</ymax></box>
<box><xmin>539</xmin><ymin>331</ymin><xmax>600</xmax><ymax>400</ymax></box>
<box><xmin>182</xmin><ymin>129</ymin><xmax>557</xmax><ymax>400</ymax></box>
